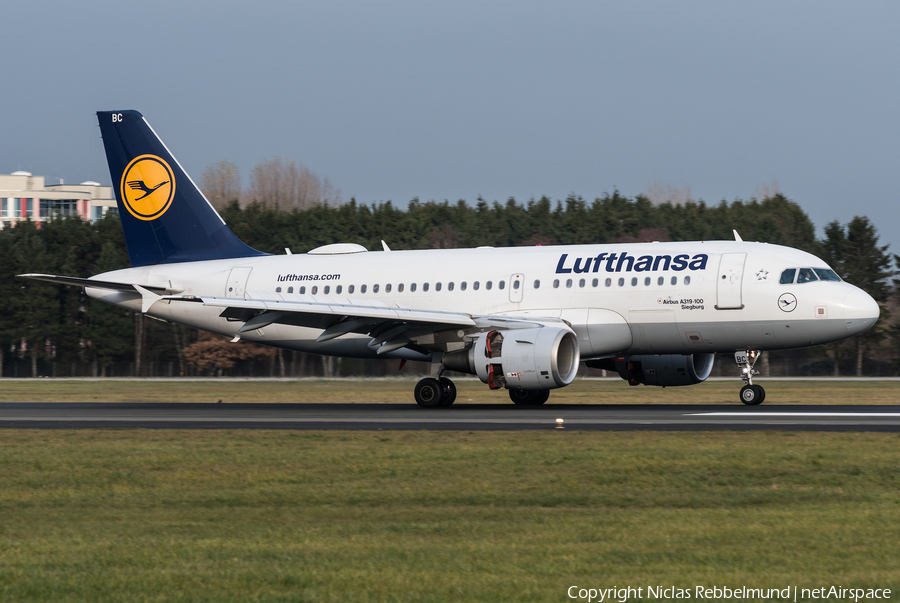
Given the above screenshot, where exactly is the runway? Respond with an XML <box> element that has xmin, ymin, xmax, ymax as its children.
<box><xmin>1</xmin><ymin>402</ymin><xmax>899</xmax><ymax>431</ymax></box>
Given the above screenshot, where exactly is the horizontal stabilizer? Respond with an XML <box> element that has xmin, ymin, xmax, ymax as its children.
<box><xmin>17</xmin><ymin>273</ymin><xmax>170</xmax><ymax>294</ymax></box>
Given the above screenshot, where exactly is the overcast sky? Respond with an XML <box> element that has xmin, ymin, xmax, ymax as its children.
<box><xmin>4</xmin><ymin>1</ymin><xmax>899</xmax><ymax>252</ymax></box>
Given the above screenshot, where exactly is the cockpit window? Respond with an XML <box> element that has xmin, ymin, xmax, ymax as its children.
<box><xmin>797</xmin><ymin>268</ymin><xmax>818</xmax><ymax>283</ymax></box>
<box><xmin>814</xmin><ymin>268</ymin><xmax>841</xmax><ymax>282</ymax></box>
<box><xmin>779</xmin><ymin>269</ymin><xmax>796</xmax><ymax>284</ymax></box>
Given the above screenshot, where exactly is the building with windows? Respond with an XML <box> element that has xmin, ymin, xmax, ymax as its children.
<box><xmin>0</xmin><ymin>171</ymin><xmax>118</xmax><ymax>229</ymax></box>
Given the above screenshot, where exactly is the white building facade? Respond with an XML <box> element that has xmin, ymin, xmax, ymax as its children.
<box><xmin>0</xmin><ymin>171</ymin><xmax>118</xmax><ymax>229</ymax></box>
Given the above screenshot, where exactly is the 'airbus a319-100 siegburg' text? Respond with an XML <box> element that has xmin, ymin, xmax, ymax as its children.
<box><xmin>20</xmin><ymin>111</ymin><xmax>880</xmax><ymax>406</ymax></box>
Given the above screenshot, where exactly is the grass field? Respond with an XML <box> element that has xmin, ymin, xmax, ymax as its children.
<box><xmin>0</xmin><ymin>377</ymin><xmax>899</xmax><ymax>405</ymax></box>
<box><xmin>1</xmin><ymin>429</ymin><xmax>899</xmax><ymax>601</ymax></box>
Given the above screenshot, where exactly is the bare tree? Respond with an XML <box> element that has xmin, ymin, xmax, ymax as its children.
<box><xmin>644</xmin><ymin>180</ymin><xmax>692</xmax><ymax>206</ymax></box>
<box><xmin>245</xmin><ymin>158</ymin><xmax>342</xmax><ymax>210</ymax></box>
<box><xmin>753</xmin><ymin>180</ymin><xmax>781</xmax><ymax>201</ymax></box>
<box><xmin>200</xmin><ymin>161</ymin><xmax>242</xmax><ymax>210</ymax></box>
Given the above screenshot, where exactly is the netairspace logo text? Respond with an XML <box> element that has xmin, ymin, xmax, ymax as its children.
<box><xmin>567</xmin><ymin>585</ymin><xmax>892</xmax><ymax>602</ymax></box>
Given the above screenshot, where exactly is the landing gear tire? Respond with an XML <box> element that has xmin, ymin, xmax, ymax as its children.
<box><xmin>740</xmin><ymin>384</ymin><xmax>765</xmax><ymax>405</ymax></box>
<box><xmin>439</xmin><ymin>377</ymin><xmax>457</xmax><ymax>407</ymax></box>
<box><xmin>753</xmin><ymin>384</ymin><xmax>765</xmax><ymax>404</ymax></box>
<box><xmin>509</xmin><ymin>389</ymin><xmax>549</xmax><ymax>405</ymax></box>
<box><xmin>415</xmin><ymin>378</ymin><xmax>444</xmax><ymax>407</ymax></box>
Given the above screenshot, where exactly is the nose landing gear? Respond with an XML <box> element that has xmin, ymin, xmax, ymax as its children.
<box><xmin>735</xmin><ymin>350</ymin><xmax>765</xmax><ymax>405</ymax></box>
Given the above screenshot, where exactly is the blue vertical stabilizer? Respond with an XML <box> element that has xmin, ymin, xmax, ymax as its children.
<box><xmin>97</xmin><ymin>110</ymin><xmax>267</xmax><ymax>267</ymax></box>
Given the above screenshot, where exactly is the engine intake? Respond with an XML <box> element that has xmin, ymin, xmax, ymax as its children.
<box><xmin>442</xmin><ymin>327</ymin><xmax>580</xmax><ymax>390</ymax></box>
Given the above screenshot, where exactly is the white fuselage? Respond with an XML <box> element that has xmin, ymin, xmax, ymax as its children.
<box><xmin>87</xmin><ymin>240</ymin><xmax>880</xmax><ymax>360</ymax></box>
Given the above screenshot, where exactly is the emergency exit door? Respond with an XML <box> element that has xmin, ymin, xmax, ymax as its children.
<box><xmin>716</xmin><ymin>253</ymin><xmax>745</xmax><ymax>310</ymax></box>
<box><xmin>509</xmin><ymin>273</ymin><xmax>524</xmax><ymax>303</ymax></box>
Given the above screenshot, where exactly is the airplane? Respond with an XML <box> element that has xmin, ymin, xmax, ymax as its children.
<box><xmin>19</xmin><ymin>110</ymin><xmax>880</xmax><ymax>406</ymax></box>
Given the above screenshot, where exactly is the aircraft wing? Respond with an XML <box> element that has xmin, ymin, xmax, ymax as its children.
<box><xmin>165</xmin><ymin>290</ymin><xmax>555</xmax><ymax>355</ymax></box>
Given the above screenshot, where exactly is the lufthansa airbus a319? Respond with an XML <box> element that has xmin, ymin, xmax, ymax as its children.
<box><xmin>20</xmin><ymin>111</ymin><xmax>880</xmax><ymax>406</ymax></box>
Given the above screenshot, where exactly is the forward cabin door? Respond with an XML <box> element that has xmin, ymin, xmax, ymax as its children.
<box><xmin>225</xmin><ymin>267</ymin><xmax>253</xmax><ymax>298</ymax></box>
<box><xmin>509</xmin><ymin>273</ymin><xmax>524</xmax><ymax>303</ymax></box>
<box><xmin>715</xmin><ymin>253</ymin><xmax>746</xmax><ymax>310</ymax></box>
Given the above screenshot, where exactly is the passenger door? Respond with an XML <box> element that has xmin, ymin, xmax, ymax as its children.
<box><xmin>225</xmin><ymin>266</ymin><xmax>253</xmax><ymax>298</ymax></box>
<box><xmin>716</xmin><ymin>253</ymin><xmax>745</xmax><ymax>309</ymax></box>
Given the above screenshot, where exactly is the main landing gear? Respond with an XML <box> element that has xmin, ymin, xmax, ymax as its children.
<box><xmin>413</xmin><ymin>375</ymin><xmax>550</xmax><ymax>407</ymax></box>
<box><xmin>414</xmin><ymin>376</ymin><xmax>457</xmax><ymax>407</ymax></box>
<box><xmin>508</xmin><ymin>389</ymin><xmax>550</xmax><ymax>405</ymax></box>
<box><xmin>736</xmin><ymin>350</ymin><xmax>765</xmax><ymax>405</ymax></box>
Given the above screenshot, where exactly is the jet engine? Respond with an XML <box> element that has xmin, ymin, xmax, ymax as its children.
<box><xmin>588</xmin><ymin>353</ymin><xmax>715</xmax><ymax>387</ymax></box>
<box><xmin>443</xmin><ymin>327</ymin><xmax>580</xmax><ymax>390</ymax></box>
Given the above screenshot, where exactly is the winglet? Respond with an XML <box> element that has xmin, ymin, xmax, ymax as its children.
<box><xmin>382</xmin><ymin>240</ymin><xmax>391</xmax><ymax>251</ymax></box>
<box><xmin>133</xmin><ymin>284</ymin><xmax>163</xmax><ymax>313</ymax></box>
<box><xmin>733</xmin><ymin>229</ymin><xmax>743</xmax><ymax>242</ymax></box>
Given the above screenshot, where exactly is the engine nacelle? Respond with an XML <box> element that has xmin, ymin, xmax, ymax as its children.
<box><xmin>442</xmin><ymin>327</ymin><xmax>580</xmax><ymax>390</ymax></box>
<box><xmin>588</xmin><ymin>353</ymin><xmax>715</xmax><ymax>386</ymax></box>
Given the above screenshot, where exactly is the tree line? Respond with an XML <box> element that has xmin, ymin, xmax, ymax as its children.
<box><xmin>0</xmin><ymin>192</ymin><xmax>896</xmax><ymax>377</ymax></box>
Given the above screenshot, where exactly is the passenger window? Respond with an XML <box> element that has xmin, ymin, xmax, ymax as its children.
<box><xmin>670</xmin><ymin>276</ymin><xmax>677</xmax><ymax>286</ymax></box>
<box><xmin>385</xmin><ymin>284</ymin><xmax>392</xmax><ymax>293</ymax></box>
<box><xmin>814</xmin><ymin>269</ymin><xmax>841</xmax><ymax>282</ymax></box>
<box><xmin>300</xmin><ymin>286</ymin><xmax>306</xmax><ymax>294</ymax></box>
<box><xmin>592</xmin><ymin>278</ymin><xmax>598</xmax><ymax>287</ymax></box>
<box><xmin>423</xmin><ymin>283</ymin><xmax>429</xmax><ymax>292</ymax></box>
<box><xmin>311</xmin><ymin>286</ymin><xmax>318</xmax><ymax>295</ymax></box>
<box><xmin>373</xmin><ymin>284</ymin><xmax>379</xmax><ymax>293</ymax></box>
<box><xmin>644</xmin><ymin>277</ymin><xmax>651</xmax><ymax>286</ymax></box>
<box><xmin>499</xmin><ymin>280</ymin><xmax>506</xmax><ymax>290</ymax></box>
<box><xmin>797</xmin><ymin>268</ymin><xmax>818</xmax><ymax>283</ymax></box>
<box><xmin>287</xmin><ymin>287</ymin><xmax>293</xmax><ymax>293</ymax></box>
<box><xmin>460</xmin><ymin>281</ymin><xmax>467</xmax><ymax>291</ymax></box>
<box><xmin>780</xmin><ymin>269</ymin><xmax>796</xmax><ymax>284</ymax></box>
<box><xmin>618</xmin><ymin>278</ymin><xmax>624</xmax><ymax>287</ymax></box>
<box><xmin>631</xmin><ymin>277</ymin><xmax>638</xmax><ymax>286</ymax></box>
<box><xmin>553</xmin><ymin>279</ymin><xmax>560</xmax><ymax>288</ymax></box>
<box><xmin>578</xmin><ymin>278</ymin><xmax>585</xmax><ymax>288</ymax></box>
<box><xmin>276</xmin><ymin>287</ymin><xmax>282</xmax><ymax>293</ymax></box>
<box><xmin>436</xmin><ymin>282</ymin><xmax>442</xmax><ymax>291</ymax></box>
<box><xmin>348</xmin><ymin>285</ymin><xmax>354</xmax><ymax>294</ymax></box>
<box><xmin>336</xmin><ymin>285</ymin><xmax>342</xmax><ymax>294</ymax></box>
<box><xmin>398</xmin><ymin>283</ymin><xmax>404</xmax><ymax>292</ymax></box>
<box><xmin>324</xmin><ymin>286</ymin><xmax>330</xmax><ymax>294</ymax></box>
<box><xmin>361</xmin><ymin>284</ymin><xmax>367</xmax><ymax>293</ymax></box>
<box><xmin>684</xmin><ymin>276</ymin><xmax>691</xmax><ymax>285</ymax></box>
<box><xmin>410</xmin><ymin>283</ymin><xmax>416</xmax><ymax>292</ymax></box>
<box><xmin>534</xmin><ymin>280</ymin><xmax>540</xmax><ymax>289</ymax></box>
<box><xmin>473</xmin><ymin>281</ymin><xmax>480</xmax><ymax>290</ymax></box>
<box><xmin>658</xmin><ymin>277</ymin><xmax>664</xmax><ymax>286</ymax></box>
<box><xmin>604</xmin><ymin>278</ymin><xmax>610</xmax><ymax>287</ymax></box>
<box><xmin>448</xmin><ymin>282</ymin><xmax>455</xmax><ymax>291</ymax></box>
<box><xmin>486</xmin><ymin>281</ymin><xmax>493</xmax><ymax>290</ymax></box>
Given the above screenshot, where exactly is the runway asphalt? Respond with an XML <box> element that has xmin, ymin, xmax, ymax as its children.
<box><xmin>1</xmin><ymin>402</ymin><xmax>899</xmax><ymax>431</ymax></box>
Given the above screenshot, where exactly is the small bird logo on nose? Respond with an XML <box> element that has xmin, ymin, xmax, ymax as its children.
<box><xmin>127</xmin><ymin>179</ymin><xmax>169</xmax><ymax>200</ymax></box>
<box><xmin>778</xmin><ymin>293</ymin><xmax>797</xmax><ymax>312</ymax></box>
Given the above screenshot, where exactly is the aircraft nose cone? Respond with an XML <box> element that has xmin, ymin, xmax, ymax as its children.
<box><xmin>843</xmin><ymin>287</ymin><xmax>880</xmax><ymax>336</ymax></box>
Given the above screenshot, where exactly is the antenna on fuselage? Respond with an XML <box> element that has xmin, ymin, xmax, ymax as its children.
<box><xmin>733</xmin><ymin>229</ymin><xmax>743</xmax><ymax>242</ymax></box>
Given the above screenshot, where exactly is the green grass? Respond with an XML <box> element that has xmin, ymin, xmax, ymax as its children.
<box><xmin>0</xmin><ymin>377</ymin><xmax>899</xmax><ymax>404</ymax></box>
<box><xmin>1</xmin><ymin>430</ymin><xmax>899</xmax><ymax>601</ymax></box>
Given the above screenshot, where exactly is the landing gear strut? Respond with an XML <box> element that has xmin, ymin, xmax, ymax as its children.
<box><xmin>735</xmin><ymin>350</ymin><xmax>765</xmax><ymax>405</ymax></box>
